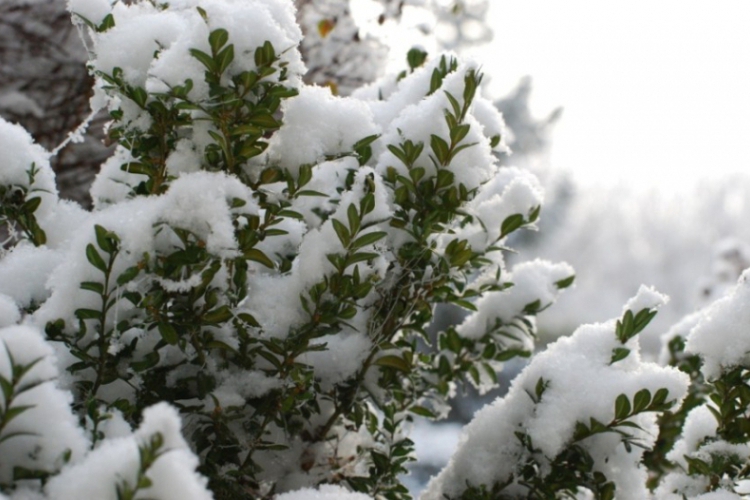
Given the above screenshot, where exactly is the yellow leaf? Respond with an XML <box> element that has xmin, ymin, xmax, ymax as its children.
<box><xmin>318</xmin><ymin>19</ymin><xmax>335</xmax><ymax>38</ymax></box>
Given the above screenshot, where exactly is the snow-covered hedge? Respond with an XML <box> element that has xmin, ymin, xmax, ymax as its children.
<box><xmin>1</xmin><ymin>1</ymin><xmax>749</xmax><ymax>499</ymax></box>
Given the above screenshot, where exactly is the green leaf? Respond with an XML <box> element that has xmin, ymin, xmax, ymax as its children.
<box><xmin>445</xmin><ymin>329</ymin><xmax>462</xmax><ymax>353</ymax></box>
<box><xmin>338</xmin><ymin>305</ymin><xmax>357</xmax><ymax>320</ymax></box>
<box><xmin>189</xmin><ymin>48</ymin><xmax>217</xmax><ymax>73</ymax></box>
<box><xmin>209</xmin><ymin>28</ymin><xmax>229</xmax><ymax>54</ymax></box>
<box><xmin>600</xmin><ymin>482</ymin><xmax>616</xmax><ymax>500</ymax></box>
<box><xmin>296</xmin><ymin>190</ymin><xmax>328</xmax><ymax>197</ymax></box>
<box><xmin>121</xmin><ymin>162</ymin><xmax>152</xmax><ymax>176</ymax></box>
<box><xmin>610</xmin><ymin>347</ymin><xmax>630</xmax><ymax>364</ymax></box>
<box><xmin>468</xmin><ymin>365</ymin><xmax>480</xmax><ymax>385</ymax></box>
<box><xmin>351</xmin><ymin>231</ymin><xmax>386</xmax><ymax>250</ymax></box>
<box><xmin>130</xmin><ymin>86</ymin><xmax>148</xmax><ymax>108</ymax></box>
<box><xmin>254</xmin><ymin>41</ymin><xmax>276</xmax><ymax>67</ymax></box>
<box><xmin>216</xmin><ymin>44</ymin><xmax>234</xmax><ymax>75</ymax></box>
<box><xmin>347</xmin><ymin>204</ymin><xmax>360</xmax><ymax>235</ymax></box>
<box><xmin>409</xmin><ymin>166</ymin><xmax>425</xmax><ymax>184</ymax></box>
<box><xmin>86</xmin><ymin>244</ymin><xmax>108</xmax><ymax>273</ymax></box>
<box><xmin>463</xmin><ymin>69</ymin><xmax>479</xmax><ymax>106</ymax></box>
<box><xmin>21</xmin><ymin>197</ymin><xmax>41</xmax><ymax>213</ymax></box>
<box><xmin>651</xmin><ymin>388</ymin><xmax>669</xmax><ymax>407</ymax></box>
<box><xmin>157</xmin><ymin>322</ymin><xmax>178</xmax><ymax>345</ymax></box>
<box><xmin>450</xmin><ymin>124</ymin><xmax>471</xmax><ymax>145</ymax></box>
<box><xmin>429</xmin><ymin>67</ymin><xmax>442</xmax><ymax>95</ymax></box>
<box><xmin>535</xmin><ymin>377</ymin><xmax>547</xmax><ymax>400</ymax></box>
<box><xmin>203</xmin><ymin>305</ymin><xmax>233</xmax><ymax>324</ymax></box>
<box><xmin>298</xmin><ymin>164</ymin><xmax>312</xmax><ymax>187</ymax></box>
<box><xmin>633</xmin><ymin>389</ymin><xmax>651</xmax><ymax>413</ymax></box>
<box><xmin>443</xmin><ymin>91</ymin><xmax>461</xmax><ymax>118</ymax></box>
<box><xmin>387</xmin><ymin>145</ymin><xmax>409</xmax><ymax>166</ymax></box>
<box><xmin>346</xmin><ymin>252</ymin><xmax>380</xmax><ymax>266</ymax></box>
<box><xmin>130</xmin><ymin>351</ymin><xmax>159</xmax><ymax>372</ymax></box>
<box><xmin>495</xmin><ymin>349</ymin><xmax>530</xmax><ymax>362</ymax></box>
<box><xmin>332</xmin><ymin>219</ymin><xmax>351</xmax><ymax>247</ymax></box>
<box><xmin>374</xmin><ymin>355</ymin><xmax>410</xmax><ymax>373</ymax></box>
<box><xmin>231</xmin><ymin>124</ymin><xmax>262</xmax><ymax>137</ymax></box>
<box><xmin>619</xmin><ymin>310</ymin><xmax>635</xmax><ymax>342</ymax></box>
<box><xmin>30</xmin><ymin>225</ymin><xmax>46</xmax><ymax>246</ymax></box>
<box><xmin>500</xmin><ymin>213</ymin><xmax>525</xmax><ymax>238</ymax></box>
<box><xmin>278</xmin><ymin>209</ymin><xmax>304</xmax><ymax>220</ymax></box>
<box><xmin>360</xmin><ymin>193</ymin><xmax>375</xmax><ymax>216</ymax></box>
<box><xmin>615</xmin><ymin>394</ymin><xmax>631</xmax><ymax>420</ymax></box>
<box><xmin>98</xmin><ymin>13</ymin><xmax>115</xmax><ymax>32</ymax></box>
<box><xmin>450</xmin><ymin>143</ymin><xmax>477</xmax><ymax>162</ymax></box>
<box><xmin>589</xmin><ymin>418</ymin><xmax>608</xmax><ymax>433</ymax></box>
<box><xmin>406</xmin><ymin>47</ymin><xmax>428</xmax><ymax>70</ymax></box>
<box><xmin>245</xmin><ymin>248</ymin><xmax>274</xmax><ymax>268</ymax></box>
<box><xmin>436</xmin><ymin>169</ymin><xmax>454</xmax><ymax>189</ymax></box>
<box><xmin>116</xmin><ymin>266</ymin><xmax>141</xmax><ymax>286</ymax></box>
<box><xmin>409</xmin><ymin>405</ymin><xmax>436</xmax><ymax>418</ymax></box>
<box><xmin>528</xmin><ymin>205</ymin><xmax>541</xmax><ymax>223</ymax></box>
<box><xmin>0</xmin><ymin>376</ymin><xmax>13</xmax><ymax>405</ymax></box>
<box><xmin>371</xmin><ymin>450</ymin><xmax>389</xmax><ymax>473</ymax></box>
<box><xmin>450</xmin><ymin>299</ymin><xmax>477</xmax><ymax>312</ymax></box>
<box><xmin>248</xmin><ymin>114</ymin><xmax>279</xmax><ymax>129</ymax></box>
<box><xmin>430</xmin><ymin>134</ymin><xmax>450</xmax><ymax>165</ymax></box>
<box><xmin>633</xmin><ymin>308</ymin><xmax>657</xmax><ymax>336</ymax></box>
<box><xmin>555</xmin><ymin>275</ymin><xmax>575</xmax><ymax>289</ymax></box>
<box><xmin>522</xmin><ymin>299</ymin><xmax>541</xmax><ymax>315</ymax></box>
<box><xmin>353</xmin><ymin>134</ymin><xmax>379</xmax><ymax>151</ymax></box>
<box><xmin>238</xmin><ymin>313</ymin><xmax>260</xmax><ymax>327</ymax></box>
<box><xmin>80</xmin><ymin>281</ymin><xmax>104</xmax><ymax>294</ymax></box>
<box><xmin>94</xmin><ymin>224</ymin><xmax>117</xmax><ymax>253</ymax></box>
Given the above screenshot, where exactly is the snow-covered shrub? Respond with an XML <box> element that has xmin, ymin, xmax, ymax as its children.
<box><xmin>422</xmin><ymin>287</ymin><xmax>690</xmax><ymax>499</ymax></box>
<box><xmin>653</xmin><ymin>270</ymin><xmax>750</xmax><ymax>498</ymax></box>
<box><xmin>0</xmin><ymin>0</ymin><xmax>574</xmax><ymax>498</ymax></box>
<box><xmin>5</xmin><ymin>1</ymin><xmax>750</xmax><ymax>499</ymax></box>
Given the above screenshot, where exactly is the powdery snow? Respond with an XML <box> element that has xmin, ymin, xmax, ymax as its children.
<box><xmin>0</xmin><ymin>325</ymin><xmax>89</xmax><ymax>484</ymax></box>
<box><xmin>46</xmin><ymin>403</ymin><xmax>212</xmax><ymax>500</ymax></box>
<box><xmin>686</xmin><ymin>269</ymin><xmax>750</xmax><ymax>380</ymax></box>
<box><xmin>423</xmin><ymin>289</ymin><xmax>689</xmax><ymax>500</ymax></box>
<box><xmin>276</xmin><ymin>484</ymin><xmax>373</xmax><ymax>500</ymax></box>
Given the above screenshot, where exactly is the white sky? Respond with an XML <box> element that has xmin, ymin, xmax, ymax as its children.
<box><xmin>479</xmin><ymin>1</ymin><xmax>750</xmax><ymax>192</ymax></box>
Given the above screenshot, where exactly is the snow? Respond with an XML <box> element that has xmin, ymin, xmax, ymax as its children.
<box><xmin>686</xmin><ymin>269</ymin><xmax>750</xmax><ymax>380</ymax></box>
<box><xmin>211</xmin><ymin>369</ymin><xmax>282</xmax><ymax>406</ymax></box>
<box><xmin>300</xmin><ymin>331</ymin><xmax>372</xmax><ymax>389</ymax></box>
<box><xmin>665</xmin><ymin>405</ymin><xmax>717</xmax><ymax>470</ymax></box>
<box><xmin>657</xmin><ymin>310</ymin><xmax>702</xmax><ymax>366</ymax></box>
<box><xmin>267</xmin><ymin>85</ymin><xmax>380</xmax><ymax>176</ymax></box>
<box><xmin>373</xmin><ymin>60</ymin><xmax>498</xmax><ymax>192</ymax></box>
<box><xmin>423</xmin><ymin>289</ymin><xmax>689</xmax><ymax>500</ymax></box>
<box><xmin>0</xmin><ymin>325</ymin><xmax>89</xmax><ymax>484</ymax></box>
<box><xmin>0</xmin><ymin>295</ymin><xmax>20</xmax><ymax>328</ymax></box>
<box><xmin>623</xmin><ymin>284</ymin><xmax>668</xmax><ymax>313</ymax></box>
<box><xmin>0</xmin><ymin>118</ymin><xmax>57</xmax><ymax>219</ymax></box>
<box><xmin>276</xmin><ymin>484</ymin><xmax>373</xmax><ymax>500</ymax></box>
<box><xmin>692</xmin><ymin>492</ymin><xmax>744</xmax><ymax>500</ymax></box>
<box><xmin>528</xmin><ymin>178</ymin><xmax>750</xmax><ymax>356</ymax></box>
<box><xmin>4</xmin><ymin>0</ymin><xmax>728</xmax><ymax>497</ymax></box>
<box><xmin>456</xmin><ymin>259</ymin><xmax>574</xmax><ymax>340</ymax></box>
<box><xmin>67</xmin><ymin>0</ymin><xmax>113</xmax><ymax>27</ymax></box>
<box><xmin>89</xmin><ymin>146</ymin><xmax>141</xmax><ymax>208</ymax></box>
<box><xmin>46</xmin><ymin>403</ymin><xmax>211</xmax><ymax>500</ymax></box>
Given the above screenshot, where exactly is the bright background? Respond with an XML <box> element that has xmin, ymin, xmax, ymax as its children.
<box><xmin>480</xmin><ymin>1</ymin><xmax>750</xmax><ymax>191</ymax></box>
